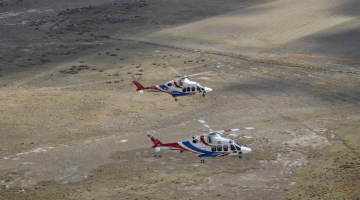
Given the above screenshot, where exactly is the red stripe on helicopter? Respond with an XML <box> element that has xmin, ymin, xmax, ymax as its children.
<box><xmin>219</xmin><ymin>153</ymin><xmax>230</xmax><ymax>157</ymax></box>
<box><xmin>173</xmin><ymin>81</ymin><xmax>182</xmax><ymax>88</ymax></box>
<box><xmin>200</xmin><ymin>136</ymin><xmax>211</xmax><ymax>147</ymax></box>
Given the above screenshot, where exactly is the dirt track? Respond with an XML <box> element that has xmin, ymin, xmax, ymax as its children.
<box><xmin>1</xmin><ymin>0</ymin><xmax>360</xmax><ymax>199</ymax></box>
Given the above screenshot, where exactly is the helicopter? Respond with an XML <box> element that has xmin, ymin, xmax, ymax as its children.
<box><xmin>145</xmin><ymin>120</ymin><xmax>254</xmax><ymax>163</ymax></box>
<box><xmin>133</xmin><ymin>67</ymin><xmax>212</xmax><ymax>101</ymax></box>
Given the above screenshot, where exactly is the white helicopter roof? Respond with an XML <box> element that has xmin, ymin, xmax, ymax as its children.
<box><xmin>176</xmin><ymin>77</ymin><xmax>201</xmax><ymax>87</ymax></box>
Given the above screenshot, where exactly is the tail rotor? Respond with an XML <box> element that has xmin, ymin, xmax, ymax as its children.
<box><xmin>143</xmin><ymin>127</ymin><xmax>162</xmax><ymax>145</ymax></box>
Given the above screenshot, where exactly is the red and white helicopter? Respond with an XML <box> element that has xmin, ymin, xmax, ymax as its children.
<box><xmin>133</xmin><ymin>67</ymin><xmax>212</xmax><ymax>101</ymax></box>
<box><xmin>145</xmin><ymin>120</ymin><xmax>254</xmax><ymax>163</ymax></box>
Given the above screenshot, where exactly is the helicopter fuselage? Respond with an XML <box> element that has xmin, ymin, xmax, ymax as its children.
<box><xmin>150</xmin><ymin>132</ymin><xmax>251</xmax><ymax>158</ymax></box>
<box><xmin>133</xmin><ymin>77</ymin><xmax>212</xmax><ymax>98</ymax></box>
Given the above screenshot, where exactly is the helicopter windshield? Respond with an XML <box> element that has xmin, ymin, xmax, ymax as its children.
<box><xmin>235</xmin><ymin>142</ymin><xmax>242</xmax><ymax>147</ymax></box>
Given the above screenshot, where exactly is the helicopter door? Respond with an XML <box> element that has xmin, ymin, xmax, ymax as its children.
<box><xmin>230</xmin><ymin>145</ymin><xmax>236</xmax><ymax>153</ymax></box>
<box><xmin>208</xmin><ymin>136</ymin><xmax>212</xmax><ymax>144</ymax></box>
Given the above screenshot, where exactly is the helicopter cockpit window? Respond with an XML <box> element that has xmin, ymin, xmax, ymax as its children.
<box><xmin>182</xmin><ymin>88</ymin><xmax>186</xmax><ymax>92</ymax></box>
<box><xmin>236</xmin><ymin>145</ymin><xmax>241</xmax><ymax>151</ymax></box>
<box><xmin>230</xmin><ymin>145</ymin><xmax>235</xmax><ymax>151</ymax></box>
<box><xmin>223</xmin><ymin>145</ymin><xmax>228</xmax><ymax>151</ymax></box>
<box><xmin>211</xmin><ymin>145</ymin><xmax>216</xmax><ymax>152</ymax></box>
<box><xmin>217</xmin><ymin>145</ymin><xmax>222</xmax><ymax>151</ymax></box>
<box><xmin>167</xmin><ymin>83</ymin><xmax>172</xmax><ymax>87</ymax></box>
<box><xmin>197</xmin><ymin>86</ymin><xmax>201</xmax><ymax>91</ymax></box>
<box><xmin>187</xmin><ymin>87</ymin><xmax>190</xmax><ymax>92</ymax></box>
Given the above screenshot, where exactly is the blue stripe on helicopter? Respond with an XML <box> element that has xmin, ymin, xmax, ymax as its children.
<box><xmin>158</xmin><ymin>85</ymin><xmax>196</xmax><ymax>97</ymax></box>
<box><xmin>182</xmin><ymin>141</ymin><xmax>228</xmax><ymax>157</ymax></box>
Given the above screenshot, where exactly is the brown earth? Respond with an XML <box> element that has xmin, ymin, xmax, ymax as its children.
<box><xmin>0</xmin><ymin>0</ymin><xmax>360</xmax><ymax>200</ymax></box>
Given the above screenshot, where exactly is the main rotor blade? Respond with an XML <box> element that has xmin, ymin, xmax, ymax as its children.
<box><xmin>168</xmin><ymin>66</ymin><xmax>182</xmax><ymax>77</ymax></box>
<box><xmin>198</xmin><ymin>120</ymin><xmax>212</xmax><ymax>131</ymax></box>
<box><xmin>169</xmin><ymin>126</ymin><xmax>208</xmax><ymax>132</ymax></box>
<box><xmin>226</xmin><ymin>134</ymin><xmax>254</xmax><ymax>139</ymax></box>
<box><xmin>186</xmin><ymin>71</ymin><xmax>212</xmax><ymax>78</ymax></box>
<box><xmin>216</xmin><ymin>127</ymin><xmax>254</xmax><ymax>133</ymax></box>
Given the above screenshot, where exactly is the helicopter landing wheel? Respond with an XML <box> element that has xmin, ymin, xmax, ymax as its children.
<box><xmin>175</xmin><ymin>98</ymin><xmax>178</xmax><ymax>101</ymax></box>
<box><xmin>239</xmin><ymin>155</ymin><xmax>242</xmax><ymax>159</ymax></box>
<box><xmin>201</xmin><ymin>158</ymin><xmax>205</xmax><ymax>163</ymax></box>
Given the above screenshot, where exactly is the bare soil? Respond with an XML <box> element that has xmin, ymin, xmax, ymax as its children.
<box><xmin>0</xmin><ymin>0</ymin><xmax>360</xmax><ymax>200</ymax></box>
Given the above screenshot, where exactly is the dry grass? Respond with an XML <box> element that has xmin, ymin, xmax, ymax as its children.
<box><xmin>256</xmin><ymin>152</ymin><xmax>278</xmax><ymax>161</ymax></box>
<box><xmin>290</xmin><ymin>144</ymin><xmax>360</xmax><ymax>200</ymax></box>
<box><xmin>291</xmin><ymin>54</ymin><xmax>360</xmax><ymax>68</ymax></box>
<box><xmin>191</xmin><ymin>165</ymin><xmax>256</xmax><ymax>182</ymax></box>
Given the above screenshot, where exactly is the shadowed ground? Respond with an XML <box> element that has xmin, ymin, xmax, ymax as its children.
<box><xmin>1</xmin><ymin>0</ymin><xmax>360</xmax><ymax>199</ymax></box>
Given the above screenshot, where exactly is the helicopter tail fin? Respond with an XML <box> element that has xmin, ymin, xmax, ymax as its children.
<box><xmin>146</xmin><ymin>131</ymin><xmax>163</xmax><ymax>147</ymax></box>
<box><xmin>133</xmin><ymin>80</ymin><xmax>145</xmax><ymax>91</ymax></box>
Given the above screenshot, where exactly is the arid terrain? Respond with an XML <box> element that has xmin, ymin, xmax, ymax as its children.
<box><xmin>0</xmin><ymin>0</ymin><xmax>360</xmax><ymax>199</ymax></box>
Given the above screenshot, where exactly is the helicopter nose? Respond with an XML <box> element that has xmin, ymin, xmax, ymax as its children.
<box><xmin>204</xmin><ymin>87</ymin><xmax>212</xmax><ymax>93</ymax></box>
<box><xmin>241</xmin><ymin>147</ymin><xmax>251</xmax><ymax>154</ymax></box>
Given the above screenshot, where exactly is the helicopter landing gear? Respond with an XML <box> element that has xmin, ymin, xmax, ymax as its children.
<box><xmin>239</xmin><ymin>155</ymin><xmax>242</xmax><ymax>159</ymax></box>
<box><xmin>201</xmin><ymin>158</ymin><xmax>205</xmax><ymax>163</ymax></box>
<box><xmin>174</xmin><ymin>97</ymin><xmax>178</xmax><ymax>101</ymax></box>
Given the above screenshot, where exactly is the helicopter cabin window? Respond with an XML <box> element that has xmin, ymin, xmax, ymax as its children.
<box><xmin>187</xmin><ymin>87</ymin><xmax>190</xmax><ymax>92</ymax></box>
<box><xmin>236</xmin><ymin>145</ymin><xmax>241</xmax><ymax>151</ymax></box>
<box><xmin>192</xmin><ymin>87</ymin><xmax>195</xmax><ymax>92</ymax></box>
<box><xmin>167</xmin><ymin>83</ymin><xmax>172</xmax><ymax>87</ymax></box>
<box><xmin>182</xmin><ymin>88</ymin><xmax>186</xmax><ymax>92</ymax></box>
<box><xmin>217</xmin><ymin>145</ymin><xmax>222</xmax><ymax>151</ymax></box>
<box><xmin>197</xmin><ymin>86</ymin><xmax>201</xmax><ymax>91</ymax></box>
<box><xmin>211</xmin><ymin>145</ymin><xmax>216</xmax><ymax>152</ymax></box>
<box><xmin>223</xmin><ymin>145</ymin><xmax>228</xmax><ymax>151</ymax></box>
<box><xmin>230</xmin><ymin>145</ymin><xmax>235</xmax><ymax>151</ymax></box>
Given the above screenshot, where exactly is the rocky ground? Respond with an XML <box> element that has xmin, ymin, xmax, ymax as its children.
<box><xmin>0</xmin><ymin>0</ymin><xmax>360</xmax><ymax>199</ymax></box>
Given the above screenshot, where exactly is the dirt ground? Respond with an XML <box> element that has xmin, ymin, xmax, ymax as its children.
<box><xmin>0</xmin><ymin>0</ymin><xmax>360</xmax><ymax>199</ymax></box>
